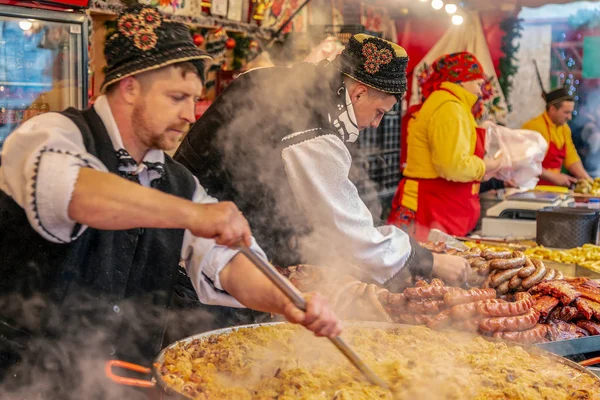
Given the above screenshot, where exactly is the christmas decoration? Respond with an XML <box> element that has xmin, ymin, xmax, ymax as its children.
<box><xmin>193</xmin><ymin>33</ymin><xmax>205</xmax><ymax>46</ymax></box>
<box><xmin>498</xmin><ymin>17</ymin><xmax>523</xmax><ymax>111</ymax></box>
<box><xmin>551</xmin><ymin>28</ymin><xmax>584</xmax><ymax>116</ymax></box>
<box><xmin>225</xmin><ymin>37</ymin><xmax>237</xmax><ymax>49</ymax></box>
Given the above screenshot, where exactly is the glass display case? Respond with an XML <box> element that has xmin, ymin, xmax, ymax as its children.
<box><xmin>0</xmin><ymin>4</ymin><xmax>87</xmax><ymax>150</ymax></box>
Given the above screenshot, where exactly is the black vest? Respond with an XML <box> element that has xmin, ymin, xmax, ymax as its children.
<box><xmin>0</xmin><ymin>107</ymin><xmax>196</xmax><ymax>370</ymax></box>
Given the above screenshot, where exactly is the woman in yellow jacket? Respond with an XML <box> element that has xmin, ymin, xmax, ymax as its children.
<box><xmin>388</xmin><ymin>52</ymin><xmax>498</xmax><ymax>241</ymax></box>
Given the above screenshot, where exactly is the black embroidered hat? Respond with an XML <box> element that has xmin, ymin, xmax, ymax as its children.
<box><xmin>332</xmin><ymin>34</ymin><xmax>409</xmax><ymax>95</ymax></box>
<box><xmin>101</xmin><ymin>5</ymin><xmax>212</xmax><ymax>93</ymax></box>
<box><xmin>533</xmin><ymin>60</ymin><xmax>574</xmax><ymax>107</ymax></box>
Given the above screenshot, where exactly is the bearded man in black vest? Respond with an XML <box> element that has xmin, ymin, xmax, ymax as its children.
<box><xmin>0</xmin><ymin>5</ymin><xmax>339</xmax><ymax>398</ymax></box>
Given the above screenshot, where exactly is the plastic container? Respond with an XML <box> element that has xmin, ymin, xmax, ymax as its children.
<box><xmin>536</xmin><ymin>207</ymin><xmax>600</xmax><ymax>248</ymax></box>
<box><xmin>589</xmin><ymin>199</ymin><xmax>600</xmax><ymax>210</ymax></box>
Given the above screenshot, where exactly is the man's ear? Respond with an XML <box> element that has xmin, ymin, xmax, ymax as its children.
<box><xmin>348</xmin><ymin>84</ymin><xmax>369</xmax><ymax>103</ymax></box>
<box><xmin>119</xmin><ymin>76</ymin><xmax>141</xmax><ymax>105</ymax></box>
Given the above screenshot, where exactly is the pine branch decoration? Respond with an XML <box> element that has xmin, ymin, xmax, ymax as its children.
<box><xmin>498</xmin><ymin>17</ymin><xmax>523</xmax><ymax>112</ymax></box>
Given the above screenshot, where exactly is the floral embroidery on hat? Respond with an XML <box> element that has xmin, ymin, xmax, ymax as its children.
<box><xmin>362</xmin><ymin>42</ymin><xmax>393</xmax><ymax>75</ymax></box>
<box><xmin>117</xmin><ymin>14</ymin><xmax>138</xmax><ymax>37</ymax></box>
<box><xmin>133</xmin><ymin>28</ymin><xmax>158</xmax><ymax>51</ymax></box>
<box><xmin>139</xmin><ymin>7</ymin><xmax>162</xmax><ymax>30</ymax></box>
<box><xmin>116</xmin><ymin>7</ymin><xmax>163</xmax><ymax>51</ymax></box>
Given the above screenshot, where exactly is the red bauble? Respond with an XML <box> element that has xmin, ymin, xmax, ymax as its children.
<box><xmin>193</xmin><ymin>33</ymin><xmax>204</xmax><ymax>47</ymax></box>
<box><xmin>225</xmin><ymin>37</ymin><xmax>236</xmax><ymax>50</ymax></box>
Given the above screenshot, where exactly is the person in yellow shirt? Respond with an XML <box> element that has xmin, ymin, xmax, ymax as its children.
<box><xmin>388</xmin><ymin>52</ymin><xmax>501</xmax><ymax>241</ymax></box>
<box><xmin>522</xmin><ymin>84</ymin><xmax>592</xmax><ymax>187</ymax></box>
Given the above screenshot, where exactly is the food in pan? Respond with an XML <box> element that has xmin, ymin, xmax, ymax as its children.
<box><xmin>158</xmin><ymin>324</ymin><xmax>600</xmax><ymax>399</ymax></box>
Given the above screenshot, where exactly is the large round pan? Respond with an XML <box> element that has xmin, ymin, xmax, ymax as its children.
<box><xmin>105</xmin><ymin>321</ymin><xmax>600</xmax><ymax>398</ymax></box>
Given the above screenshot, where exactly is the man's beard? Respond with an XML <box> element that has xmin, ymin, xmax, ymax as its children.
<box><xmin>131</xmin><ymin>101</ymin><xmax>187</xmax><ymax>151</ymax></box>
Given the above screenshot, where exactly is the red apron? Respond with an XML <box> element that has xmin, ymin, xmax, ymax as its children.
<box><xmin>536</xmin><ymin>117</ymin><xmax>567</xmax><ymax>186</ymax></box>
<box><xmin>389</xmin><ymin>91</ymin><xmax>485</xmax><ymax>242</ymax></box>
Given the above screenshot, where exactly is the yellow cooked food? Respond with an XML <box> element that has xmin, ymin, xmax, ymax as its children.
<box><xmin>525</xmin><ymin>244</ymin><xmax>600</xmax><ymax>273</ymax></box>
<box><xmin>158</xmin><ymin>324</ymin><xmax>600</xmax><ymax>400</ymax></box>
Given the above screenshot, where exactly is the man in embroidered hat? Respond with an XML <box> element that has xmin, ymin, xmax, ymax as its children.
<box><xmin>521</xmin><ymin>61</ymin><xmax>592</xmax><ymax>187</ymax></box>
<box><xmin>387</xmin><ymin>52</ymin><xmax>502</xmax><ymax>241</ymax></box>
<box><xmin>175</xmin><ymin>33</ymin><xmax>470</xmax><ymax>330</ymax></box>
<box><xmin>0</xmin><ymin>5</ymin><xmax>340</xmax><ymax>396</ymax></box>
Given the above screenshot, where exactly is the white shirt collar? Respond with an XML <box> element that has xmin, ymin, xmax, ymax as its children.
<box><xmin>331</xmin><ymin>87</ymin><xmax>360</xmax><ymax>143</ymax></box>
<box><xmin>93</xmin><ymin>95</ymin><xmax>165</xmax><ymax>178</ymax></box>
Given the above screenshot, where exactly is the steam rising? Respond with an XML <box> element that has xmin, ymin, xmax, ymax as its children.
<box><xmin>0</xmin><ymin>288</ymin><xmax>216</xmax><ymax>399</ymax></box>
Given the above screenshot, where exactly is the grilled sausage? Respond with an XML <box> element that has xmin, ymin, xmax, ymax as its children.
<box><xmin>496</xmin><ymin>281</ymin><xmax>510</xmax><ymax>295</ymax></box>
<box><xmin>451</xmin><ymin>302</ymin><xmax>479</xmax><ymax>321</ymax></box>
<box><xmin>521</xmin><ymin>259</ymin><xmax>547</xmax><ymax>290</ymax></box>
<box><xmin>555</xmin><ymin>270</ymin><xmax>564</xmax><ymax>280</ymax></box>
<box><xmin>517</xmin><ymin>258</ymin><xmax>536</xmax><ymax>278</ymax></box>
<box><xmin>492</xmin><ymin>324</ymin><xmax>548</xmax><ymax>344</ymax></box>
<box><xmin>395</xmin><ymin>313</ymin><xmax>433</xmax><ymax>326</ymax></box>
<box><xmin>451</xmin><ymin>299</ymin><xmax>505</xmax><ymax>321</ymax></box>
<box><xmin>406</xmin><ymin>299</ymin><xmax>446</xmax><ymax>314</ymax></box>
<box><xmin>482</xmin><ymin>249</ymin><xmax>513</xmax><ymax>260</ymax></box>
<box><xmin>477</xmin><ymin>261</ymin><xmax>491</xmax><ymax>276</ymax></box>
<box><xmin>542</xmin><ymin>268</ymin><xmax>556</xmax><ymax>282</ymax></box>
<box><xmin>477</xmin><ymin>292</ymin><xmax>533</xmax><ymax>318</ymax></box>
<box><xmin>452</xmin><ymin>318</ymin><xmax>481</xmax><ymax>333</ymax></box>
<box><xmin>489</xmin><ymin>251</ymin><xmax>527</xmax><ymax>270</ymax></box>
<box><xmin>462</xmin><ymin>250</ymin><xmax>483</xmax><ymax>260</ymax></box>
<box><xmin>469</xmin><ymin>258</ymin><xmax>487</xmax><ymax>269</ymax></box>
<box><xmin>479</xmin><ymin>308</ymin><xmax>540</xmax><ymax>333</ymax></box>
<box><xmin>443</xmin><ymin>288</ymin><xmax>496</xmax><ymax>307</ymax></box>
<box><xmin>490</xmin><ymin>268</ymin><xmax>522</xmax><ymax>288</ymax></box>
<box><xmin>482</xmin><ymin>273</ymin><xmax>494</xmax><ymax>289</ymax></box>
<box><xmin>404</xmin><ymin>285</ymin><xmax>463</xmax><ymax>300</ymax></box>
<box><xmin>508</xmin><ymin>274</ymin><xmax>522</xmax><ymax>290</ymax></box>
<box><xmin>426</xmin><ymin>309</ymin><xmax>453</xmax><ymax>331</ymax></box>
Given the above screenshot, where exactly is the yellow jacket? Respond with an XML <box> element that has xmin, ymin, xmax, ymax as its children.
<box><xmin>401</xmin><ymin>82</ymin><xmax>485</xmax><ymax>211</ymax></box>
<box><xmin>403</xmin><ymin>82</ymin><xmax>485</xmax><ymax>181</ymax></box>
<box><xmin>522</xmin><ymin>112</ymin><xmax>580</xmax><ymax>169</ymax></box>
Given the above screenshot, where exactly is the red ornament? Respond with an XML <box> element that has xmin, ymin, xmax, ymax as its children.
<box><xmin>193</xmin><ymin>33</ymin><xmax>204</xmax><ymax>47</ymax></box>
<box><xmin>225</xmin><ymin>37</ymin><xmax>236</xmax><ymax>50</ymax></box>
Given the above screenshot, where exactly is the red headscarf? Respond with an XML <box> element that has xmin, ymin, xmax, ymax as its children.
<box><xmin>419</xmin><ymin>51</ymin><xmax>485</xmax><ymax>101</ymax></box>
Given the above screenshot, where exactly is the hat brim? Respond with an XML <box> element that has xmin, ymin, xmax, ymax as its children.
<box><xmin>101</xmin><ymin>47</ymin><xmax>212</xmax><ymax>93</ymax></box>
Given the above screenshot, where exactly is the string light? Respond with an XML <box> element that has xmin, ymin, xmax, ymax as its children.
<box><xmin>445</xmin><ymin>4</ymin><xmax>457</xmax><ymax>13</ymax></box>
<box><xmin>451</xmin><ymin>14</ymin><xmax>463</xmax><ymax>25</ymax></box>
<box><xmin>431</xmin><ymin>0</ymin><xmax>444</xmax><ymax>10</ymax></box>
